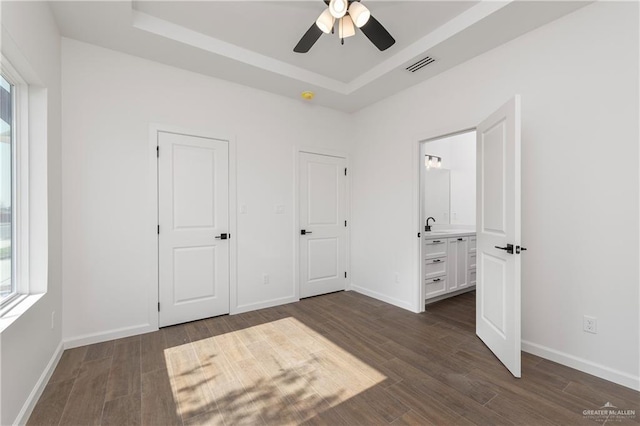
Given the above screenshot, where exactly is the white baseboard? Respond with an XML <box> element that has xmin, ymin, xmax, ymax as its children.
<box><xmin>522</xmin><ymin>340</ymin><xmax>640</xmax><ymax>391</ymax></box>
<box><xmin>63</xmin><ymin>323</ymin><xmax>156</xmax><ymax>349</ymax></box>
<box><xmin>350</xmin><ymin>284</ymin><xmax>417</xmax><ymax>313</ymax></box>
<box><xmin>13</xmin><ymin>341</ymin><xmax>64</xmax><ymax>426</ymax></box>
<box><xmin>233</xmin><ymin>296</ymin><xmax>298</xmax><ymax>315</ymax></box>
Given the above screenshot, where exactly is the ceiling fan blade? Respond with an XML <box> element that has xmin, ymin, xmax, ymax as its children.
<box><xmin>360</xmin><ymin>15</ymin><xmax>395</xmax><ymax>51</ymax></box>
<box><xmin>294</xmin><ymin>23</ymin><xmax>323</xmax><ymax>53</ymax></box>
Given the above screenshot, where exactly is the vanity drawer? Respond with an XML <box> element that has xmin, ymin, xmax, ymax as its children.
<box><xmin>424</xmin><ymin>239</ymin><xmax>447</xmax><ymax>258</ymax></box>
<box><xmin>424</xmin><ymin>257</ymin><xmax>446</xmax><ymax>278</ymax></box>
<box><xmin>468</xmin><ymin>269</ymin><xmax>476</xmax><ymax>286</ymax></box>
<box><xmin>469</xmin><ymin>236</ymin><xmax>477</xmax><ymax>253</ymax></box>
<box><xmin>425</xmin><ymin>276</ymin><xmax>447</xmax><ymax>299</ymax></box>
<box><xmin>468</xmin><ymin>252</ymin><xmax>476</xmax><ymax>269</ymax></box>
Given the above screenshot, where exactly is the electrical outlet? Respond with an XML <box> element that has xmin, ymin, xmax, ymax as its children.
<box><xmin>240</xmin><ymin>204</ymin><xmax>247</xmax><ymax>214</ymax></box>
<box><xmin>51</xmin><ymin>311</ymin><xmax>55</xmax><ymax>330</ymax></box>
<box><xmin>394</xmin><ymin>273</ymin><xmax>399</xmax><ymax>284</ymax></box>
<box><xmin>583</xmin><ymin>315</ymin><xmax>597</xmax><ymax>334</ymax></box>
<box><xmin>275</xmin><ymin>205</ymin><xmax>285</xmax><ymax>214</ymax></box>
<box><xmin>263</xmin><ymin>273</ymin><xmax>270</xmax><ymax>285</ymax></box>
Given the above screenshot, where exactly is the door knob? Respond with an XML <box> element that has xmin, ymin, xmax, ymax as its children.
<box><xmin>215</xmin><ymin>233</ymin><xmax>229</xmax><ymax>240</ymax></box>
<box><xmin>300</xmin><ymin>229</ymin><xmax>313</xmax><ymax>235</ymax></box>
<box><xmin>516</xmin><ymin>245</ymin><xmax>527</xmax><ymax>254</ymax></box>
<box><xmin>494</xmin><ymin>244</ymin><xmax>514</xmax><ymax>254</ymax></box>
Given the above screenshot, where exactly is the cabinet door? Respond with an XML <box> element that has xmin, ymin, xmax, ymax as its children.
<box><xmin>456</xmin><ymin>237</ymin><xmax>469</xmax><ymax>289</ymax></box>
<box><xmin>447</xmin><ymin>239</ymin><xmax>459</xmax><ymax>291</ymax></box>
<box><xmin>447</xmin><ymin>237</ymin><xmax>469</xmax><ymax>291</ymax></box>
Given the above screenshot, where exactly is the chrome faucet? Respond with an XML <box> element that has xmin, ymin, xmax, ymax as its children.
<box><xmin>425</xmin><ymin>217</ymin><xmax>435</xmax><ymax>232</ymax></box>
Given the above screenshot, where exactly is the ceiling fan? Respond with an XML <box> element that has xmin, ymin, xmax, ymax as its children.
<box><xmin>294</xmin><ymin>0</ymin><xmax>395</xmax><ymax>53</ymax></box>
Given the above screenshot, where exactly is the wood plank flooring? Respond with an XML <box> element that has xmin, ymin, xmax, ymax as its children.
<box><xmin>28</xmin><ymin>291</ymin><xmax>639</xmax><ymax>425</ymax></box>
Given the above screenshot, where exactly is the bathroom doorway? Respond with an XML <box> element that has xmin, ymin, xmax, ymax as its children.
<box><xmin>419</xmin><ymin>130</ymin><xmax>477</xmax><ymax>306</ymax></box>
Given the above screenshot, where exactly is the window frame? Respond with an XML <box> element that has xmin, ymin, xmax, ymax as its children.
<box><xmin>0</xmin><ymin>55</ymin><xmax>29</xmax><ymax>310</ymax></box>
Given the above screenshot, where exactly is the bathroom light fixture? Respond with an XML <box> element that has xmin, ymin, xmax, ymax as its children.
<box><xmin>425</xmin><ymin>155</ymin><xmax>442</xmax><ymax>169</ymax></box>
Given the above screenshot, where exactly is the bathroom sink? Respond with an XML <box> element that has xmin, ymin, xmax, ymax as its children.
<box><xmin>426</xmin><ymin>230</ymin><xmax>473</xmax><ymax>234</ymax></box>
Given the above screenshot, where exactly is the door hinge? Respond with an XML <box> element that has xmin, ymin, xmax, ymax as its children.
<box><xmin>344</xmin><ymin>220</ymin><xmax>347</xmax><ymax>227</ymax></box>
<box><xmin>157</xmin><ymin>225</ymin><xmax>160</xmax><ymax>235</ymax></box>
<box><xmin>157</xmin><ymin>302</ymin><xmax>160</xmax><ymax>312</ymax></box>
<box><xmin>344</xmin><ymin>272</ymin><xmax>347</xmax><ymax>278</ymax></box>
<box><xmin>344</xmin><ymin>168</ymin><xmax>347</xmax><ymax>176</ymax></box>
<box><xmin>156</xmin><ymin>146</ymin><xmax>159</xmax><ymax>158</ymax></box>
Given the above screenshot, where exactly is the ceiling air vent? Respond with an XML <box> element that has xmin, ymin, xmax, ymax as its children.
<box><xmin>405</xmin><ymin>56</ymin><xmax>435</xmax><ymax>73</ymax></box>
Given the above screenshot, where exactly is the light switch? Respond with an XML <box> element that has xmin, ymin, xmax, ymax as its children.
<box><xmin>240</xmin><ymin>205</ymin><xmax>247</xmax><ymax>214</ymax></box>
<box><xmin>275</xmin><ymin>205</ymin><xmax>285</xmax><ymax>214</ymax></box>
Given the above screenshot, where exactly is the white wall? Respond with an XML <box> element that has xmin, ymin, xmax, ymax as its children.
<box><xmin>61</xmin><ymin>39</ymin><xmax>353</xmax><ymax>344</ymax></box>
<box><xmin>0</xmin><ymin>2</ymin><xmax>63</xmax><ymax>424</ymax></box>
<box><xmin>352</xmin><ymin>1</ymin><xmax>639</xmax><ymax>389</ymax></box>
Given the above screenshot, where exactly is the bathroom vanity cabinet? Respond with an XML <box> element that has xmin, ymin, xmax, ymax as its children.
<box><xmin>424</xmin><ymin>232</ymin><xmax>476</xmax><ymax>302</ymax></box>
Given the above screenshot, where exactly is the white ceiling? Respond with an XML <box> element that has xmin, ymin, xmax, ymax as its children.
<box><xmin>50</xmin><ymin>1</ymin><xmax>590</xmax><ymax>112</ymax></box>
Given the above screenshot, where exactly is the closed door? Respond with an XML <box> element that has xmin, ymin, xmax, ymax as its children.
<box><xmin>299</xmin><ymin>152</ymin><xmax>347</xmax><ymax>298</ymax></box>
<box><xmin>476</xmin><ymin>96</ymin><xmax>522</xmax><ymax>377</ymax></box>
<box><xmin>158</xmin><ymin>131</ymin><xmax>230</xmax><ymax>327</ymax></box>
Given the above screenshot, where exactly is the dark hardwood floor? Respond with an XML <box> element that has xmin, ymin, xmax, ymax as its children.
<box><xmin>27</xmin><ymin>291</ymin><xmax>639</xmax><ymax>425</ymax></box>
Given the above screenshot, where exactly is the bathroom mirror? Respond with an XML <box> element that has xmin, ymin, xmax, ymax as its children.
<box><xmin>424</xmin><ymin>169</ymin><xmax>450</xmax><ymax>224</ymax></box>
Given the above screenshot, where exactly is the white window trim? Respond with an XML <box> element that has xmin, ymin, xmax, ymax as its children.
<box><xmin>0</xmin><ymin>54</ymin><xmax>30</xmax><ymax>312</ymax></box>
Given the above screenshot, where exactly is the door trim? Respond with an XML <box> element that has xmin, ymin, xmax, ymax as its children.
<box><xmin>148</xmin><ymin>124</ymin><xmax>237</xmax><ymax>330</ymax></box>
<box><xmin>415</xmin><ymin>126</ymin><xmax>476</xmax><ymax>313</ymax></box>
<box><xmin>294</xmin><ymin>147</ymin><xmax>351</xmax><ymax>301</ymax></box>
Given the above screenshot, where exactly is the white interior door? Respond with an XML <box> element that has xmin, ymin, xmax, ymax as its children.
<box><xmin>158</xmin><ymin>131</ymin><xmax>229</xmax><ymax>327</ymax></box>
<box><xmin>475</xmin><ymin>95</ymin><xmax>522</xmax><ymax>377</ymax></box>
<box><xmin>299</xmin><ymin>152</ymin><xmax>347</xmax><ymax>298</ymax></box>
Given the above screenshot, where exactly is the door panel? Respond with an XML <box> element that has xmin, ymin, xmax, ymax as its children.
<box><xmin>159</xmin><ymin>131</ymin><xmax>230</xmax><ymax>327</ymax></box>
<box><xmin>308</xmin><ymin>238</ymin><xmax>339</xmax><ymax>281</ymax></box>
<box><xmin>172</xmin><ymin>145</ymin><xmax>217</xmax><ymax>229</ymax></box>
<box><xmin>308</xmin><ymin>162</ymin><xmax>339</xmax><ymax>225</ymax></box>
<box><xmin>476</xmin><ymin>96</ymin><xmax>522</xmax><ymax>377</ymax></box>
<box><xmin>173</xmin><ymin>246</ymin><xmax>216</xmax><ymax>303</ymax></box>
<box><xmin>481</xmin><ymin>253</ymin><xmax>507</xmax><ymax>336</ymax></box>
<box><xmin>299</xmin><ymin>152</ymin><xmax>347</xmax><ymax>298</ymax></box>
<box><xmin>481</xmin><ymin>121</ymin><xmax>507</xmax><ymax>235</ymax></box>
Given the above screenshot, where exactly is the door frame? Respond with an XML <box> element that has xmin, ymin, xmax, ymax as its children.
<box><xmin>294</xmin><ymin>147</ymin><xmax>351</xmax><ymax>300</ymax></box>
<box><xmin>415</xmin><ymin>126</ymin><xmax>476</xmax><ymax>313</ymax></box>
<box><xmin>148</xmin><ymin>124</ymin><xmax>238</xmax><ymax>330</ymax></box>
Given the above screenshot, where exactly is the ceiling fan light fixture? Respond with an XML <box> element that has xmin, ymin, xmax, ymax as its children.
<box><xmin>315</xmin><ymin>8</ymin><xmax>335</xmax><ymax>34</ymax></box>
<box><xmin>338</xmin><ymin>15</ymin><xmax>355</xmax><ymax>39</ymax></box>
<box><xmin>348</xmin><ymin>2</ymin><xmax>370</xmax><ymax>28</ymax></box>
<box><xmin>329</xmin><ymin>0</ymin><xmax>348</xmax><ymax>19</ymax></box>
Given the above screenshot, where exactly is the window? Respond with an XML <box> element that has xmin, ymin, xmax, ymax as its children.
<box><xmin>0</xmin><ymin>73</ymin><xmax>14</xmax><ymax>305</ymax></box>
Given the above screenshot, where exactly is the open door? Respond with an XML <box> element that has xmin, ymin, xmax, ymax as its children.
<box><xmin>475</xmin><ymin>95</ymin><xmax>522</xmax><ymax>377</ymax></box>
